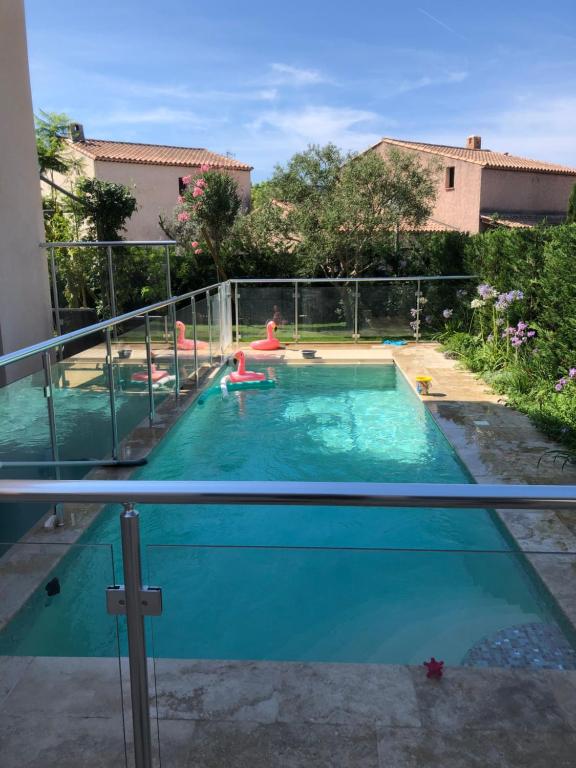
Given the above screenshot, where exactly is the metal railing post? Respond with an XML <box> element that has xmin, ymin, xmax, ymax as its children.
<box><xmin>353</xmin><ymin>281</ymin><xmax>359</xmax><ymax>343</ymax></box>
<box><xmin>120</xmin><ymin>503</ymin><xmax>153</xmax><ymax>768</ymax></box>
<box><xmin>49</xmin><ymin>247</ymin><xmax>63</xmax><ymax>339</ymax></box>
<box><xmin>164</xmin><ymin>245</ymin><xmax>172</xmax><ymax>299</ymax></box>
<box><xmin>144</xmin><ymin>315</ymin><xmax>155</xmax><ymax>425</ymax></box>
<box><xmin>105</xmin><ymin>328</ymin><xmax>120</xmax><ymax>459</ymax></box>
<box><xmin>42</xmin><ymin>351</ymin><xmax>62</xmax><ymax>523</ymax></box>
<box><xmin>234</xmin><ymin>283</ymin><xmax>240</xmax><ymax>347</ymax></box>
<box><xmin>170</xmin><ymin>305</ymin><xmax>180</xmax><ymax>398</ymax></box>
<box><xmin>206</xmin><ymin>290</ymin><xmax>213</xmax><ymax>364</ymax></box>
<box><xmin>294</xmin><ymin>282</ymin><xmax>299</xmax><ymax>342</ymax></box>
<box><xmin>415</xmin><ymin>279</ymin><xmax>422</xmax><ymax>343</ymax></box>
<box><xmin>107</xmin><ymin>245</ymin><xmax>117</xmax><ymax>320</ymax></box>
<box><xmin>191</xmin><ymin>296</ymin><xmax>199</xmax><ymax>384</ymax></box>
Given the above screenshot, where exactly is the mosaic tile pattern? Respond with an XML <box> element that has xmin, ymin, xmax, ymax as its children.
<box><xmin>462</xmin><ymin>622</ymin><xmax>576</xmax><ymax>670</ymax></box>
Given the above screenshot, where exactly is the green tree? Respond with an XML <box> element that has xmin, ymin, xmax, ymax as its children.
<box><xmin>266</xmin><ymin>144</ymin><xmax>439</xmax><ymax>279</ymax></box>
<box><xmin>74</xmin><ymin>177</ymin><xmax>138</xmax><ymax>241</ymax></box>
<box><xmin>35</xmin><ymin>111</ymin><xmax>79</xmax><ymax>177</ymax></box>
<box><xmin>566</xmin><ymin>183</ymin><xmax>576</xmax><ymax>224</ymax></box>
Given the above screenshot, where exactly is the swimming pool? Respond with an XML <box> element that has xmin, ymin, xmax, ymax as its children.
<box><xmin>0</xmin><ymin>363</ymin><xmax>572</xmax><ymax>665</ymax></box>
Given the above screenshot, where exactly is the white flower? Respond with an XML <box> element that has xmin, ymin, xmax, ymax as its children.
<box><xmin>470</xmin><ymin>298</ymin><xmax>485</xmax><ymax>309</ymax></box>
<box><xmin>419</xmin><ymin>297</ymin><xmax>428</xmax><ymax>306</ymax></box>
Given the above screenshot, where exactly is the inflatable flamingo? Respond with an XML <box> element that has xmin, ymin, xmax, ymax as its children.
<box><xmin>175</xmin><ymin>320</ymin><xmax>208</xmax><ymax>351</ymax></box>
<box><xmin>229</xmin><ymin>351</ymin><xmax>266</xmax><ymax>383</ymax></box>
<box><xmin>250</xmin><ymin>320</ymin><xmax>281</xmax><ymax>351</ymax></box>
<box><xmin>131</xmin><ymin>363</ymin><xmax>169</xmax><ymax>384</ymax></box>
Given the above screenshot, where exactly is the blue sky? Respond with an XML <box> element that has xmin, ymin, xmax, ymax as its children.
<box><xmin>25</xmin><ymin>0</ymin><xmax>576</xmax><ymax>180</ymax></box>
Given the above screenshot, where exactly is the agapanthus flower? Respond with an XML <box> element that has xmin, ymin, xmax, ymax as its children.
<box><xmin>487</xmin><ymin>333</ymin><xmax>494</xmax><ymax>342</ymax></box>
<box><xmin>419</xmin><ymin>297</ymin><xmax>428</xmax><ymax>306</ymax></box>
<box><xmin>527</xmin><ymin>330</ymin><xmax>536</xmax><ymax>337</ymax></box>
<box><xmin>556</xmin><ymin>378</ymin><xmax>568</xmax><ymax>392</ymax></box>
<box><xmin>570</xmin><ymin>368</ymin><xmax>576</xmax><ymax>379</ymax></box>
<box><xmin>409</xmin><ymin>320</ymin><xmax>419</xmax><ymax>331</ymax></box>
<box><xmin>470</xmin><ymin>298</ymin><xmax>484</xmax><ymax>309</ymax></box>
<box><xmin>456</xmin><ymin>289</ymin><xmax>467</xmax><ymax>299</ymax></box>
<box><xmin>410</xmin><ymin>308</ymin><xmax>418</xmax><ymax>317</ymax></box>
<box><xmin>442</xmin><ymin>308</ymin><xmax>453</xmax><ymax>319</ymax></box>
<box><xmin>477</xmin><ymin>283</ymin><xmax>496</xmax><ymax>300</ymax></box>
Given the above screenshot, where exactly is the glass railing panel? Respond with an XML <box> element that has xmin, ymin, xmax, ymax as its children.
<box><xmin>357</xmin><ymin>280</ymin><xmax>416</xmax><ymax>340</ymax></box>
<box><xmin>417</xmin><ymin>277</ymin><xmax>475</xmax><ymax>340</ymax></box>
<box><xmin>0</xmin><ymin>355</ymin><xmax>55</xmax><ymax>545</ymax></box>
<box><xmin>209</xmin><ymin>290</ymin><xmax>221</xmax><ymax>358</ymax></box>
<box><xmin>299</xmin><ymin>282</ymin><xmax>353</xmax><ymax>341</ymax></box>
<box><xmin>194</xmin><ymin>295</ymin><xmax>213</xmax><ymax>368</ymax></box>
<box><xmin>111</xmin><ymin>245</ymin><xmax>169</xmax><ymax>315</ymax></box>
<box><xmin>173</xmin><ymin>298</ymin><xmax>202</xmax><ymax>387</ymax></box>
<box><xmin>146</xmin><ymin>541</ymin><xmax>576</xmax><ymax>763</ymax></box>
<box><xmin>51</xmin><ymin>330</ymin><xmax>118</xmax><ymax>467</ymax></box>
<box><xmin>0</xmin><ymin>540</ymin><xmax>129</xmax><ymax>766</ymax></box>
<box><xmin>235</xmin><ymin>283</ymin><xmax>295</xmax><ymax>344</ymax></box>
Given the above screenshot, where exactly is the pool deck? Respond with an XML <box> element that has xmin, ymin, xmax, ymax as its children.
<box><xmin>2</xmin><ymin>342</ymin><xmax>576</xmax><ymax>766</ymax></box>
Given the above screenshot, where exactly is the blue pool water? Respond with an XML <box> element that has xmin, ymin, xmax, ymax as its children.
<box><xmin>0</xmin><ymin>364</ymin><xmax>569</xmax><ymax>664</ymax></box>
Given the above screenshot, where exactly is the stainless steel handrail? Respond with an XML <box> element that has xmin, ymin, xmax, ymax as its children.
<box><xmin>231</xmin><ymin>275</ymin><xmax>475</xmax><ymax>284</ymax></box>
<box><xmin>40</xmin><ymin>241</ymin><xmax>177</xmax><ymax>248</ymax></box>
<box><xmin>0</xmin><ymin>480</ymin><xmax>574</xmax><ymax>510</ymax></box>
<box><xmin>0</xmin><ymin>281</ymin><xmax>222</xmax><ymax>369</ymax></box>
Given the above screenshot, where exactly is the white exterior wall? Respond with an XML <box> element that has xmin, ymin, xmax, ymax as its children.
<box><xmin>92</xmin><ymin>160</ymin><xmax>252</xmax><ymax>240</ymax></box>
<box><xmin>0</xmin><ymin>0</ymin><xmax>52</xmax><ymax>382</ymax></box>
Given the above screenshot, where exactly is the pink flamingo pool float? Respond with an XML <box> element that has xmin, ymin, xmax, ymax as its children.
<box><xmin>229</xmin><ymin>351</ymin><xmax>266</xmax><ymax>383</ymax></box>
<box><xmin>175</xmin><ymin>320</ymin><xmax>208</xmax><ymax>351</ymax></box>
<box><xmin>131</xmin><ymin>363</ymin><xmax>169</xmax><ymax>384</ymax></box>
<box><xmin>250</xmin><ymin>321</ymin><xmax>281</xmax><ymax>351</ymax></box>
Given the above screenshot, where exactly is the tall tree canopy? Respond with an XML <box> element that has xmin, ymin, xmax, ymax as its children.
<box><xmin>259</xmin><ymin>143</ymin><xmax>439</xmax><ymax>278</ymax></box>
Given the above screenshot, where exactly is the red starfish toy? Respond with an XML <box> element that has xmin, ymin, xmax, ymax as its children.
<box><xmin>424</xmin><ymin>657</ymin><xmax>444</xmax><ymax>679</ymax></box>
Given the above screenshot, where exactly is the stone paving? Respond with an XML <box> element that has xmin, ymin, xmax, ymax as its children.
<box><xmin>2</xmin><ymin>656</ymin><xmax>576</xmax><ymax>767</ymax></box>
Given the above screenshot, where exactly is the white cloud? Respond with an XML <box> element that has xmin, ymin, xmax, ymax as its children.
<box><xmin>268</xmin><ymin>63</ymin><xmax>328</xmax><ymax>86</ymax></box>
<box><xmin>91</xmin><ymin>107</ymin><xmax>220</xmax><ymax>128</ymax></box>
<box><xmin>248</xmin><ymin>105</ymin><xmax>390</xmax><ymax>151</ymax></box>
<box><xmin>424</xmin><ymin>96</ymin><xmax>576</xmax><ymax>166</ymax></box>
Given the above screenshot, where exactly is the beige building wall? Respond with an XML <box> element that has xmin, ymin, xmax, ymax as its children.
<box><xmin>372</xmin><ymin>144</ymin><xmax>484</xmax><ymax>233</ymax></box>
<box><xmin>480</xmin><ymin>169</ymin><xmax>575</xmax><ymax>214</ymax></box>
<box><xmin>0</xmin><ymin>0</ymin><xmax>52</xmax><ymax>383</ymax></box>
<box><xmin>91</xmin><ymin>160</ymin><xmax>251</xmax><ymax>240</ymax></box>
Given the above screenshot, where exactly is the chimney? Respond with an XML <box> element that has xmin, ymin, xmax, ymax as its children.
<box><xmin>68</xmin><ymin>122</ymin><xmax>85</xmax><ymax>143</ymax></box>
<box><xmin>467</xmin><ymin>135</ymin><xmax>481</xmax><ymax>150</ymax></box>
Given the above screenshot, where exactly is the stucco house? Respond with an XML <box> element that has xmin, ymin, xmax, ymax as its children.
<box><xmin>46</xmin><ymin>126</ymin><xmax>253</xmax><ymax>240</ymax></box>
<box><xmin>369</xmin><ymin>136</ymin><xmax>576</xmax><ymax>233</ymax></box>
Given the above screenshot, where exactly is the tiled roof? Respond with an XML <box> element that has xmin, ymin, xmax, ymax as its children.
<box><xmin>480</xmin><ymin>211</ymin><xmax>567</xmax><ymax>228</ymax></box>
<box><xmin>68</xmin><ymin>139</ymin><xmax>252</xmax><ymax>171</ymax></box>
<box><xmin>374</xmin><ymin>138</ymin><xmax>576</xmax><ymax>176</ymax></box>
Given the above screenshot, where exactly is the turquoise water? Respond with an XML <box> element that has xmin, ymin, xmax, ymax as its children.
<box><xmin>0</xmin><ymin>364</ymin><xmax>568</xmax><ymax>664</ymax></box>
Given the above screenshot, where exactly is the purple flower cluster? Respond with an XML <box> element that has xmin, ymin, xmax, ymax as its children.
<box><xmin>477</xmin><ymin>283</ymin><xmax>497</xmax><ymax>300</ymax></box>
<box><xmin>555</xmin><ymin>368</ymin><xmax>576</xmax><ymax>392</ymax></box>
<box><xmin>442</xmin><ymin>308</ymin><xmax>453</xmax><ymax>319</ymax></box>
<box><xmin>495</xmin><ymin>289</ymin><xmax>524</xmax><ymax>312</ymax></box>
<box><xmin>409</xmin><ymin>320</ymin><xmax>419</xmax><ymax>331</ymax></box>
<box><xmin>502</xmin><ymin>321</ymin><xmax>535</xmax><ymax>347</ymax></box>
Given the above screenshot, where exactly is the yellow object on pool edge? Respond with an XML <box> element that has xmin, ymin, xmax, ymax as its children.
<box><xmin>415</xmin><ymin>376</ymin><xmax>432</xmax><ymax>395</ymax></box>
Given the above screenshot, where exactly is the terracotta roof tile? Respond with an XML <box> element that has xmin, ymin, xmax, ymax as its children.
<box><xmin>68</xmin><ymin>139</ymin><xmax>252</xmax><ymax>171</ymax></box>
<box><xmin>374</xmin><ymin>138</ymin><xmax>576</xmax><ymax>176</ymax></box>
<box><xmin>480</xmin><ymin>211</ymin><xmax>567</xmax><ymax>228</ymax></box>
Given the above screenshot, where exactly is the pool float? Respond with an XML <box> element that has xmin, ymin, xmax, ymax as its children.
<box><xmin>131</xmin><ymin>364</ymin><xmax>170</xmax><ymax>384</ymax></box>
<box><xmin>250</xmin><ymin>321</ymin><xmax>281</xmax><ymax>351</ymax></box>
<box><xmin>175</xmin><ymin>320</ymin><xmax>208</xmax><ymax>351</ymax></box>
<box><xmin>229</xmin><ymin>351</ymin><xmax>266</xmax><ymax>383</ymax></box>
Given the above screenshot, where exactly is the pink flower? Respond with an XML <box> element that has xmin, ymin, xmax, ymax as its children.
<box><xmin>194</xmin><ymin>248</ymin><xmax>203</xmax><ymax>255</ymax></box>
<box><xmin>177</xmin><ymin>212</ymin><xmax>190</xmax><ymax>222</ymax></box>
<box><xmin>177</xmin><ymin>195</ymin><xmax>185</xmax><ymax>204</ymax></box>
<box><xmin>200</xmin><ymin>164</ymin><xmax>210</xmax><ymax>172</ymax></box>
<box><xmin>191</xmin><ymin>241</ymin><xmax>199</xmax><ymax>248</ymax></box>
<box><xmin>193</xmin><ymin>186</ymin><xmax>204</xmax><ymax>198</ymax></box>
<box><xmin>181</xmin><ymin>175</ymin><xmax>192</xmax><ymax>185</ymax></box>
<box><xmin>196</xmin><ymin>178</ymin><xmax>207</xmax><ymax>188</ymax></box>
